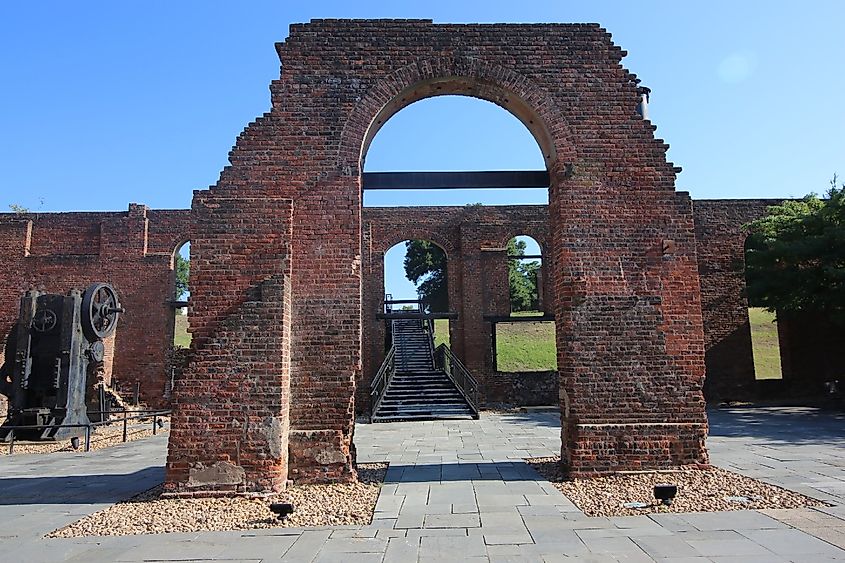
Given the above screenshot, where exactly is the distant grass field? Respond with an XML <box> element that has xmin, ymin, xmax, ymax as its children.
<box><xmin>174</xmin><ymin>313</ymin><xmax>191</xmax><ymax>348</ymax></box>
<box><xmin>748</xmin><ymin>307</ymin><xmax>783</xmax><ymax>380</ymax></box>
<box><xmin>496</xmin><ymin>320</ymin><xmax>557</xmax><ymax>372</ymax></box>
<box><xmin>434</xmin><ymin>319</ymin><xmax>450</xmax><ymax>348</ymax></box>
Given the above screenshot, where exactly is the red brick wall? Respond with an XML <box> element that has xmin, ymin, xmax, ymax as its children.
<box><xmin>163</xmin><ymin>19</ymin><xmax>711</xmax><ymax>488</ymax></box>
<box><xmin>165</xmin><ymin>195</ymin><xmax>294</xmax><ymax>494</ymax></box>
<box><xmin>691</xmin><ymin>200</ymin><xmax>776</xmax><ymax>401</ymax></box>
<box><xmin>0</xmin><ymin>205</ymin><xmax>190</xmax><ymax>408</ymax></box>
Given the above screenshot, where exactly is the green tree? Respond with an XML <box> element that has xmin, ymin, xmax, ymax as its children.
<box><xmin>745</xmin><ymin>176</ymin><xmax>845</xmax><ymax>324</ymax></box>
<box><xmin>175</xmin><ymin>253</ymin><xmax>190</xmax><ymax>300</ymax></box>
<box><xmin>508</xmin><ymin>238</ymin><xmax>540</xmax><ymax>312</ymax></box>
<box><xmin>403</xmin><ymin>240</ymin><xmax>448</xmax><ymax>312</ymax></box>
<box><xmin>8</xmin><ymin>204</ymin><xmax>29</xmax><ymax>213</ymax></box>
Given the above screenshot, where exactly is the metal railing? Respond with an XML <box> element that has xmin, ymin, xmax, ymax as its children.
<box><xmin>369</xmin><ymin>345</ymin><xmax>396</xmax><ymax>423</ymax></box>
<box><xmin>424</xmin><ymin>317</ymin><xmax>436</xmax><ymax>370</ymax></box>
<box><xmin>2</xmin><ymin>408</ymin><xmax>171</xmax><ymax>454</ymax></box>
<box><xmin>434</xmin><ymin>344</ymin><xmax>480</xmax><ymax>418</ymax></box>
<box><xmin>383</xmin><ymin>296</ymin><xmax>431</xmax><ymax>315</ymax></box>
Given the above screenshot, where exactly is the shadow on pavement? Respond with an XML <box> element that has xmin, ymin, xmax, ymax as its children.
<box><xmin>384</xmin><ymin>460</ymin><xmax>543</xmax><ymax>483</ymax></box>
<box><xmin>0</xmin><ymin>466</ymin><xmax>163</xmax><ymax>505</ymax></box>
<box><xmin>708</xmin><ymin>406</ymin><xmax>845</xmax><ymax>443</ymax></box>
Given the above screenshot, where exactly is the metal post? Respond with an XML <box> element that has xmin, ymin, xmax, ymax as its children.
<box><xmin>8</xmin><ymin>430</ymin><xmax>14</xmax><ymax>454</ymax></box>
<box><xmin>134</xmin><ymin>382</ymin><xmax>140</xmax><ymax>406</ymax></box>
<box><xmin>84</xmin><ymin>425</ymin><xmax>91</xmax><ymax>452</ymax></box>
<box><xmin>122</xmin><ymin>410</ymin><xmax>128</xmax><ymax>442</ymax></box>
<box><xmin>98</xmin><ymin>384</ymin><xmax>106</xmax><ymax>423</ymax></box>
<box><xmin>152</xmin><ymin>414</ymin><xmax>157</xmax><ymax>435</ymax></box>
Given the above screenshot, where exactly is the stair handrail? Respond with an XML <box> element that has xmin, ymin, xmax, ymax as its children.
<box><xmin>425</xmin><ymin>317</ymin><xmax>436</xmax><ymax>370</ymax></box>
<box><xmin>370</xmin><ymin>345</ymin><xmax>396</xmax><ymax>423</ymax></box>
<box><xmin>434</xmin><ymin>344</ymin><xmax>480</xmax><ymax>418</ymax></box>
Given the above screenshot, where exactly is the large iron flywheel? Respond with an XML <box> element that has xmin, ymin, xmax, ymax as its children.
<box><xmin>81</xmin><ymin>283</ymin><xmax>123</xmax><ymax>341</ymax></box>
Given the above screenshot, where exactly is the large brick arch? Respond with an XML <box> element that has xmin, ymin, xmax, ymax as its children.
<box><xmin>337</xmin><ymin>55</ymin><xmax>576</xmax><ymax>174</ymax></box>
<box><xmin>166</xmin><ymin>20</ymin><xmax>709</xmax><ymax>494</ymax></box>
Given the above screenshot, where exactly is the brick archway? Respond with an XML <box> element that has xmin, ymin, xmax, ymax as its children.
<box><xmin>337</xmin><ymin>55</ymin><xmax>577</xmax><ymax>175</ymax></box>
<box><xmin>166</xmin><ymin>20</ymin><xmax>709</xmax><ymax>495</ymax></box>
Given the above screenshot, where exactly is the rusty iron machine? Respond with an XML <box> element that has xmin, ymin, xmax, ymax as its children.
<box><xmin>0</xmin><ymin>283</ymin><xmax>123</xmax><ymax>441</ymax></box>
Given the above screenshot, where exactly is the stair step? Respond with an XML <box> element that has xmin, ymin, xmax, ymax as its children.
<box><xmin>372</xmin><ymin>320</ymin><xmax>478</xmax><ymax>423</ymax></box>
<box><xmin>388</xmin><ymin>381</ymin><xmax>455</xmax><ymax>395</ymax></box>
<box><xmin>385</xmin><ymin>386</ymin><xmax>459</xmax><ymax>397</ymax></box>
<box><xmin>376</xmin><ymin>413</ymin><xmax>473</xmax><ymax>420</ymax></box>
<box><xmin>381</xmin><ymin>397</ymin><xmax>465</xmax><ymax>404</ymax></box>
<box><xmin>376</xmin><ymin>406</ymin><xmax>473</xmax><ymax>414</ymax></box>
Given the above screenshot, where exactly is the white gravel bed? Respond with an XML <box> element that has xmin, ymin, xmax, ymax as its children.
<box><xmin>47</xmin><ymin>462</ymin><xmax>388</xmax><ymax>537</ymax></box>
<box><xmin>527</xmin><ymin>456</ymin><xmax>826</xmax><ymax>517</ymax></box>
<box><xmin>1</xmin><ymin>418</ymin><xmax>169</xmax><ymax>456</ymax></box>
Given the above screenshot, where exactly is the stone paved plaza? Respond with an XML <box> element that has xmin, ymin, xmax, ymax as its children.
<box><xmin>2</xmin><ymin>407</ymin><xmax>845</xmax><ymax>561</ymax></box>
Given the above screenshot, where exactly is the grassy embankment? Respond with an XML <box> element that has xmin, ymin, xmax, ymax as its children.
<box><xmin>437</xmin><ymin>313</ymin><xmax>556</xmax><ymax>372</ymax></box>
<box><xmin>174</xmin><ymin>313</ymin><xmax>191</xmax><ymax>348</ymax></box>
<box><xmin>748</xmin><ymin>307</ymin><xmax>783</xmax><ymax>380</ymax></box>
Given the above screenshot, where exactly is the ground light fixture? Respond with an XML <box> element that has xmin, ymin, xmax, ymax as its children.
<box><xmin>654</xmin><ymin>483</ymin><xmax>678</xmax><ymax>506</ymax></box>
<box><xmin>70</xmin><ymin>436</ymin><xmax>80</xmax><ymax>450</ymax></box>
<box><xmin>269</xmin><ymin>503</ymin><xmax>295</xmax><ymax>519</ymax></box>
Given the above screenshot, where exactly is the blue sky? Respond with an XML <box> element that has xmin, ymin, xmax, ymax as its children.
<box><xmin>2</xmin><ymin>1</ymin><xmax>843</xmax><ymax>299</ymax></box>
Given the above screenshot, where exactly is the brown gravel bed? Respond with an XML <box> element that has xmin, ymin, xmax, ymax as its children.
<box><xmin>47</xmin><ymin>462</ymin><xmax>388</xmax><ymax>537</ymax></box>
<box><xmin>527</xmin><ymin>456</ymin><xmax>826</xmax><ymax>517</ymax></box>
<box><xmin>2</xmin><ymin>418</ymin><xmax>169</xmax><ymax>456</ymax></box>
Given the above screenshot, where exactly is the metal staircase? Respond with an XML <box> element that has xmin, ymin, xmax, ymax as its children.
<box><xmin>371</xmin><ymin>318</ymin><xmax>478</xmax><ymax>422</ymax></box>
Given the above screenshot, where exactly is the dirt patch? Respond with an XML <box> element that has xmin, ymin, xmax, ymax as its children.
<box><xmin>527</xmin><ymin>456</ymin><xmax>826</xmax><ymax>517</ymax></box>
<box><xmin>47</xmin><ymin>463</ymin><xmax>387</xmax><ymax>537</ymax></box>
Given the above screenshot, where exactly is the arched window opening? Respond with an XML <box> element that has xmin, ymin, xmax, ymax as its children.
<box><xmin>384</xmin><ymin>239</ymin><xmax>450</xmax><ymax>346</ymax></box>
<box><xmin>508</xmin><ymin>235</ymin><xmax>543</xmax><ymax>316</ymax></box>
<box><xmin>744</xmin><ymin>236</ymin><xmax>783</xmax><ymax>380</ymax></box>
<box><xmin>384</xmin><ymin>239</ymin><xmax>448</xmax><ymax>314</ymax></box>
<box><xmin>173</xmin><ymin>241</ymin><xmax>191</xmax><ymax>348</ymax></box>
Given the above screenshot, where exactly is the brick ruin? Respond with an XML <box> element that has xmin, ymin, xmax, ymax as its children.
<box><xmin>163</xmin><ymin>19</ymin><xmax>715</xmax><ymax>492</ymax></box>
<box><xmin>0</xmin><ymin>205</ymin><xmax>190</xmax><ymax>414</ymax></box>
<box><xmin>1</xmin><ymin>20</ymin><xmax>839</xmax><ymax>494</ymax></box>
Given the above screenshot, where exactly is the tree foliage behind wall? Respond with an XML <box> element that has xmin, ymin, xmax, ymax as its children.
<box><xmin>745</xmin><ymin>176</ymin><xmax>845</xmax><ymax>324</ymax></box>
<box><xmin>508</xmin><ymin>238</ymin><xmax>540</xmax><ymax>312</ymax></box>
<box><xmin>403</xmin><ymin>240</ymin><xmax>448</xmax><ymax>312</ymax></box>
<box><xmin>175</xmin><ymin>253</ymin><xmax>190</xmax><ymax>300</ymax></box>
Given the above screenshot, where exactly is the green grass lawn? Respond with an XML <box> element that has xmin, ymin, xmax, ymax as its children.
<box><xmin>496</xmin><ymin>321</ymin><xmax>557</xmax><ymax>372</ymax></box>
<box><xmin>174</xmin><ymin>313</ymin><xmax>191</xmax><ymax>348</ymax></box>
<box><xmin>434</xmin><ymin>318</ymin><xmax>450</xmax><ymax>348</ymax></box>
<box><xmin>748</xmin><ymin>307</ymin><xmax>783</xmax><ymax>380</ymax></box>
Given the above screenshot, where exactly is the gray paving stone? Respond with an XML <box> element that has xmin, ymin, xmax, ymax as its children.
<box><xmin>279</xmin><ymin>530</ymin><xmax>333</xmax><ymax>562</ymax></box>
<box><xmin>684</xmin><ymin>535</ymin><xmax>774</xmax><ymax>557</ymax></box>
<box><xmin>319</xmin><ymin>537</ymin><xmax>387</xmax><ymax>553</ymax></box>
<box><xmin>212</xmin><ymin>534</ymin><xmax>299</xmax><ymax>558</ymax></box>
<box><xmin>630</xmin><ymin>534</ymin><xmax>702</xmax><ymax>558</ymax></box>
<box><xmin>383</xmin><ymin>536</ymin><xmax>420</xmax><ymax>562</ymax></box>
<box><xmin>424</xmin><ymin>513</ymin><xmax>481</xmax><ymax>528</ymax></box>
<box><xmin>420</xmin><ymin>533</ymin><xmax>488</xmax><ymax>557</ymax></box>
<box><xmin>740</xmin><ymin>527</ymin><xmax>845</xmax><ymax>557</ymax></box>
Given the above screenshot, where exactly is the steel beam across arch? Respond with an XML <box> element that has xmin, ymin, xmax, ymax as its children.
<box><xmin>362</xmin><ymin>170</ymin><xmax>550</xmax><ymax>190</ymax></box>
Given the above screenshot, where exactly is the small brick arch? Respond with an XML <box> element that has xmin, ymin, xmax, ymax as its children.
<box><xmin>501</xmin><ymin>232</ymin><xmax>547</xmax><ymax>255</ymax></box>
<box><xmin>377</xmin><ymin>234</ymin><xmax>455</xmax><ymax>260</ymax></box>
